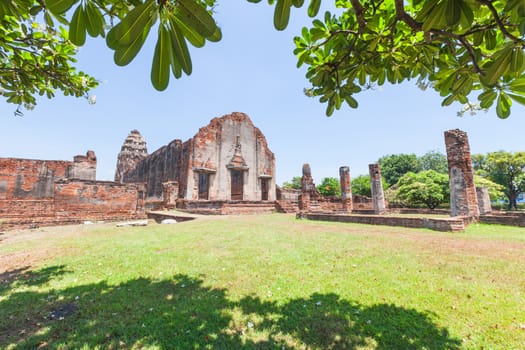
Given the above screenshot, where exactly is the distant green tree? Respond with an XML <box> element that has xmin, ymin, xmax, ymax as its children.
<box><xmin>351</xmin><ymin>174</ymin><xmax>389</xmax><ymax>197</ymax></box>
<box><xmin>351</xmin><ymin>175</ymin><xmax>372</xmax><ymax>197</ymax></box>
<box><xmin>378</xmin><ymin>154</ymin><xmax>420</xmax><ymax>186</ymax></box>
<box><xmin>474</xmin><ymin>175</ymin><xmax>505</xmax><ymax>202</ymax></box>
<box><xmin>282</xmin><ymin>176</ymin><xmax>302</xmax><ymax>190</ymax></box>
<box><xmin>471</xmin><ymin>153</ymin><xmax>488</xmax><ymax>173</ymax></box>
<box><xmin>419</xmin><ymin>150</ymin><xmax>448</xmax><ymax>173</ymax></box>
<box><xmin>484</xmin><ymin>151</ymin><xmax>525</xmax><ymax>210</ymax></box>
<box><xmin>317</xmin><ymin>177</ymin><xmax>341</xmax><ymax>197</ymax></box>
<box><xmin>393</xmin><ymin>170</ymin><xmax>449</xmax><ymax>209</ymax></box>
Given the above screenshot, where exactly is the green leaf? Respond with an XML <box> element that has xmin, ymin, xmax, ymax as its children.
<box><xmin>274</xmin><ymin>0</ymin><xmax>292</xmax><ymax>31</ymax></box>
<box><xmin>208</xmin><ymin>27</ymin><xmax>222</xmax><ymax>42</ymax></box>
<box><xmin>44</xmin><ymin>11</ymin><xmax>54</xmax><ymax>27</ymax></box>
<box><xmin>168</xmin><ymin>18</ymin><xmax>192</xmax><ymax>75</ymax></box>
<box><xmin>345</xmin><ymin>95</ymin><xmax>358</xmax><ymax>108</ymax></box>
<box><xmin>170</xmin><ymin>12</ymin><xmax>205</xmax><ymax>48</ymax></box>
<box><xmin>69</xmin><ymin>4</ymin><xmax>87</xmax><ymax>46</ymax></box>
<box><xmin>151</xmin><ymin>24</ymin><xmax>171</xmax><ymax>91</ymax></box>
<box><xmin>478</xmin><ymin>89</ymin><xmax>497</xmax><ymax>108</ymax></box>
<box><xmin>422</xmin><ymin>1</ymin><xmax>446</xmax><ymax>31</ymax></box>
<box><xmin>308</xmin><ymin>0</ymin><xmax>321</xmax><ymax>17</ymax></box>
<box><xmin>114</xmin><ymin>11</ymin><xmax>156</xmax><ymax>66</ymax></box>
<box><xmin>509</xmin><ymin>76</ymin><xmax>525</xmax><ymax>93</ymax></box>
<box><xmin>46</xmin><ymin>0</ymin><xmax>77</xmax><ymax>15</ymax></box>
<box><xmin>176</xmin><ymin>0</ymin><xmax>217</xmax><ymax>38</ymax></box>
<box><xmin>85</xmin><ymin>1</ymin><xmax>105</xmax><ymax>37</ymax></box>
<box><xmin>496</xmin><ymin>92</ymin><xmax>511</xmax><ymax>118</ymax></box>
<box><xmin>292</xmin><ymin>0</ymin><xmax>305</xmax><ymax>7</ymax></box>
<box><xmin>484</xmin><ymin>30</ymin><xmax>496</xmax><ymax>50</ymax></box>
<box><xmin>507</xmin><ymin>92</ymin><xmax>525</xmax><ymax>107</ymax></box>
<box><xmin>483</xmin><ymin>46</ymin><xmax>513</xmax><ymax>86</ymax></box>
<box><xmin>510</xmin><ymin>48</ymin><xmax>525</xmax><ymax>74</ymax></box>
<box><xmin>445</xmin><ymin>0</ymin><xmax>460</xmax><ymax>26</ymax></box>
<box><xmin>326</xmin><ymin>98</ymin><xmax>335</xmax><ymax>116</ymax></box>
<box><xmin>106</xmin><ymin>0</ymin><xmax>156</xmax><ymax>49</ymax></box>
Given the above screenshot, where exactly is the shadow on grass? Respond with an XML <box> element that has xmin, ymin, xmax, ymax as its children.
<box><xmin>0</xmin><ymin>265</ymin><xmax>70</xmax><ymax>296</ymax></box>
<box><xmin>1</xmin><ymin>269</ymin><xmax>461</xmax><ymax>349</ymax></box>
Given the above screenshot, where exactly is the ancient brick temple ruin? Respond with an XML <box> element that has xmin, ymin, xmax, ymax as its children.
<box><xmin>117</xmin><ymin>112</ymin><xmax>276</xmax><ymax>214</ymax></box>
<box><xmin>0</xmin><ymin>151</ymin><xmax>145</xmax><ymax>229</ymax></box>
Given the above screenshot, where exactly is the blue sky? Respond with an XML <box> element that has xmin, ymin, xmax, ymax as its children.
<box><xmin>2</xmin><ymin>1</ymin><xmax>525</xmax><ymax>185</ymax></box>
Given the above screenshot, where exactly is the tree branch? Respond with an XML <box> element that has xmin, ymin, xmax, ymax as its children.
<box><xmin>349</xmin><ymin>0</ymin><xmax>367</xmax><ymax>33</ymax></box>
<box><xmin>477</xmin><ymin>0</ymin><xmax>522</xmax><ymax>43</ymax></box>
<box><xmin>394</xmin><ymin>0</ymin><xmax>422</xmax><ymax>31</ymax></box>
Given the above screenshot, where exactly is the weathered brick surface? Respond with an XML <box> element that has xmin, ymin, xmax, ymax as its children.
<box><xmin>339</xmin><ymin>166</ymin><xmax>353</xmax><ymax>212</ymax></box>
<box><xmin>0</xmin><ymin>154</ymin><xmax>145</xmax><ymax>230</ymax></box>
<box><xmin>54</xmin><ymin>180</ymin><xmax>144</xmax><ymax>221</ymax></box>
<box><xmin>476</xmin><ymin>187</ymin><xmax>492</xmax><ymax>214</ymax></box>
<box><xmin>445</xmin><ymin>129</ymin><xmax>479</xmax><ymax>217</ymax></box>
<box><xmin>115</xmin><ymin>130</ymin><xmax>148</xmax><ymax>182</ymax></box>
<box><xmin>178</xmin><ymin>200</ymin><xmax>276</xmax><ymax>215</ymax></box>
<box><xmin>369</xmin><ymin>164</ymin><xmax>386</xmax><ymax>214</ymax></box>
<box><xmin>305</xmin><ymin>213</ymin><xmax>466</xmax><ymax>232</ymax></box>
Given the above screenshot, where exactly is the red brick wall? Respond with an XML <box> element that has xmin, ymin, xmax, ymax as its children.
<box><xmin>54</xmin><ymin>180</ymin><xmax>144</xmax><ymax>221</ymax></box>
<box><xmin>0</xmin><ymin>158</ymin><xmax>71</xmax><ymax>199</ymax></box>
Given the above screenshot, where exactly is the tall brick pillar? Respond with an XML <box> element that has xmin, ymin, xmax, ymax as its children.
<box><xmin>444</xmin><ymin>129</ymin><xmax>480</xmax><ymax>217</ymax></box>
<box><xmin>339</xmin><ymin>166</ymin><xmax>353</xmax><ymax>212</ymax></box>
<box><xmin>369</xmin><ymin>164</ymin><xmax>386</xmax><ymax>214</ymax></box>
<box><xmin>299</xmin><ymin>163</ymin><xmax>314</xmax><ymax>212</ymax></box>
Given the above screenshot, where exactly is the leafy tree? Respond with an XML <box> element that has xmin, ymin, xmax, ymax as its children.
<box><xmin>282</xmin><ymin>176</ymin><xmax>302</xmax><ymax>190</ymax></box>
<box><xmin>392</xmin><ymin>170</ymin><xmax>449</xmax><ymax>209</ymax></box>
<box><xmin>1</xmin><ymin>0</ymin><xmax>220</xmax><ymax>109</ymax></box>
<box><xmin>474</xmin><ymin>174</ymin><xmax>505</xmax><ymax>202</ymax></box>
<box><xmin>471</xmin><ymin>153</ymin><xmax>488</xmax><ymax>174</ymax></box>
<box><xmin>351</xmin><ymin>174</ymin><xmax>372</xmax><ymax>197</ymax></box>
<box><xmin>419</xmin><ymin>150</ymin><xmax>448</xmax><ymax>173</ymax></box>
<box><xmin>351</xmin><ymin>174</ymin><xmax>388</xmax><ymax>197</ymax></box>
<box><xmin>316</xmin><ymin>177</ymin><xmax>341</xmax><ymax>196</ymax></box>
<box><xmin>0</xmin><ymin>3</ymin><xmax>98</xmax><ymax>113</ymax></box>
<box><xmin>289</xmin><ymin>0</ymin><xmax>525</xmax><ymax>118</ymax></box>
<box><xmin>484</xmin><ymin>151</ymin><xmax>525</xmax><ymax>210</ymax></box>
<box><xmin>378</xmin><ymin>153</ymin><xmax>420</xmax><ymax>186</ymax></box>
<box><xmin>4</xmin><ymin>0</ymin><xmax>525</xmax><ymax>119</ymax></box>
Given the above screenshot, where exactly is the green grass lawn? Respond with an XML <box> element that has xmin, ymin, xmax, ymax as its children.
<box><xmin>1</xmin><ymin>214</ymin><xmax>524</xmax><ymax>349</ymax></box>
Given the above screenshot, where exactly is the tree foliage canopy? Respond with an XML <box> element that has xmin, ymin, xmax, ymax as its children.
<box><xmin>3</xmin><ymin>0</ymin><xmax>525</xmax><ymax>118</ymax></box>
<box><xmin>282</xmin><ymin>176</ymin><xmax>303</xmax><ymax>189</ymax></box>
<box><xmin>317</xmin><ymin>176</ymin><xmax>341</xmax><ymax>196</ymax></box>
<box><xmin>480</xmin><ymin>151</ymin><xmax>525</xmax><ymax>210</ymax></box>
<box><xmin>288</xmin><ymin>0</ymin><xmax>525</xmax><ymax>118</ymax></box>
<box><xmin>391</xmin><ymin>170</ymin><xmax>449</xmax><ymax>209</ymax></box>
<box><xmin>377</xmin><ymin>153</ymin><xmax>420</xmax><ymax>186</ymax></box>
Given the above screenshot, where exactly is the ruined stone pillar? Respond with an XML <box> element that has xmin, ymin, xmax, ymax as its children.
<box><xmin>162</xmin><ymin>181</ymin><xmax>179</xmax><ymax>208</ymax></box>
<box><xmin>299</xmin><ymin>163</ymin><xmax>314</xmax><ymax>212</ymax></box>
<box><xmin>369</xmin><ymin>164</ymin><xmax>386</xmax><ymax>214</ymax></box>
<box><xmin>476</xmin><ymin>187</ymin><xmax>492</xmax><ymax>215</ymax></box>
<box><xmin>339</xmin><ymin>166</ymin><xmax>353</xmax><ymax>212</ymax></box>
<box><xmin>445</xmin><ymin>129</ymin><xmax>480</xmax><ymax>217</ymax></box>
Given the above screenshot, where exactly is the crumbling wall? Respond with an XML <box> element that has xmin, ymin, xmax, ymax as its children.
<box><xmin>123</xmin><ymin>139</ymin><xmax>184</xmax><ymax>198</ymax></box>
<box><xmin>54</xmin><ymin>180</ymin><xmax>144</xmax><ymax>222</ymax></box>
<box><xmin>0</xmin><ymin>154</ymin><xmax>144</xmax><ymax>230</ymax></box>
<box><xmin>69</xmin><ymin>151</ymin><xmax>97</xmax><ymax>180</ymax></box>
